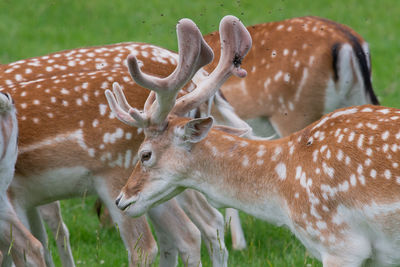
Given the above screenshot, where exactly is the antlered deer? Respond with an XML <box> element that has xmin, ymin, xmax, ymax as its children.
<box><xmin>61</xmin><ymin>16</ymin><xmax>378</xmax><ymax>250</ymax></box>
<box><xmin>0</xmin><ymin>92</ymin><xmax>46</xmax><ymax>266</ymax></box>
<box><xmin>1</xmin><ymin>14</ymin><xmax>377</xmax><ymax>263</ymax></box>
<box><xmin>109</xmin><ymin>16</ymin><xmax>400</xmax><ymax>267</ymax></box>
<box><xmin>0</xmin><ymin>19</ymin><xmax>234</xmax><ymax>267</ymax></box>
<box><xmin>202</xmin><ymin>15</ymin><xmax>378</xmax><ymax>249</ymax></box>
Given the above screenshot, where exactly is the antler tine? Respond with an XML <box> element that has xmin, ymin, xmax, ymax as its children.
<box><xmin>105</xmin><ymin>83</ymin><xmax>148</xmax><ymax>128</ymax></box>
<box><xmin>127</xmin><ymin>18</ymin><xmax>214</xmax><ymax>125</ymax></box>
<box><xmin>143</xmin><ymin>91</ymin><xmax>156</xmax><ymax>113</ymax></box>
<box><xmin>112</xmin><ymin>82</ymin><xmax>132</xmax><ymax>112</ymax></box>
<box><xmin>172</xmin><ymin>15</ymin><xmax>252</xmax><ymax>116</ymax></box>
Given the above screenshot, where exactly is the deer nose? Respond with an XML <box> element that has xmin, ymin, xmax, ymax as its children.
<box><xmin>115</xmin><ymin>193</ymin><xmax>123</xmax><ymax>206</ymax></box>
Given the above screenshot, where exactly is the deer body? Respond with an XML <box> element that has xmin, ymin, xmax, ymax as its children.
<box><xmin>118</xmin><ymin>105</ymin><xmax>400</xmax><ymax>266</ymax></box>
<box><xmin>0</xmin><ymin>43</ymin><xmax>215</xmax><ymax>266</ymax></box>
<box><xmin>1</xmin><ymin>14</ymin><xmax>378</xmax><ymax>264</ymax></box>
<box><xmin>105</xmin><ymin>16</ymin><xmax>396</xmax><ymax>266</ymax></box>
<box><xmin>204</xmin><ymin>16</ymin><xmax>377</xmax><ymax>137</ymax></box>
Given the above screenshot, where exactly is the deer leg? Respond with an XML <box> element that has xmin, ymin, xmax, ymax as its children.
<box><xmin>225</xmin><ymin>208</ymin><xmax>246</xmax><ymax>251</ymax></box>
<box><xmin>176</xmin><ymin>190</ymin><xmax>228</xmax><ymax>267</ymax></box>
<box><xmin>0</xmin><ymin>195</ymin><xmax>46</xmax><ymax>267</ymax></box>
<box><xmin>147</xmin><ymin>199</ymin><xmax>202</xmax><ymax>267</ymax></box>
<box><xmin>39</xmin><ymin>202</ymin><xmax>75</xmax><ymax>267</ymax></box>
<box><xmin>24</xmin><ymin>207</ymin><xmax>55</xmax><ymax>267</ymax></box>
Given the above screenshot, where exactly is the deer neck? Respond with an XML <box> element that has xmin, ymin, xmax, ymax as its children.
<box><xmin>183</xmin><ymin>130</ymin><xmax>294</xmax><ymax>226</ymax></box>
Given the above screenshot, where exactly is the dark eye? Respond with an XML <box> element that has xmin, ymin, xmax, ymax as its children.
<box><xmin>141</xmin><ymin>151</ymin><xmax>152</xmax><ymax>163</ymax></box>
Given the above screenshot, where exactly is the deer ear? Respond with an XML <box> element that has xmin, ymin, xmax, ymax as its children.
<box><xmin>213</xmin><ymin>125</ymin><xmax>250</xmax><ymax>137</ymax></box>
<box><xmin>180</xmin><ymin>117</ymin><xmax>214</xmax><ymax>143</ymax></box>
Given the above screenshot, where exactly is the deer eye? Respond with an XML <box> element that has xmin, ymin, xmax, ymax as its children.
<box><xmin>140</xmin><ymin>151</ymin><xmax>152</xmax><ymax>163</ymax></box>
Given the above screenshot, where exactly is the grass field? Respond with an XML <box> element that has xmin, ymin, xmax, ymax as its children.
<box><xmin>1</xmin><ymin>0</ymin><xmax>400</xmax><ymax>266</ymax></box>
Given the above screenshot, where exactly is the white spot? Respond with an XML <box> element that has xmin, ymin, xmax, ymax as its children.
<box><xmin>92</xmin><ymin>119</ymin><xmax>99</xmax><ymax>127</ymax></box>
<box><xmin>383</xmin><ymin>144</ymin><xmax>389</xmax><ymax>152</ymax></box>
<box><xmin>33</xmin><ymin>100</ymin><xmax>40</xmax><ymax>105</ymax></box>
<box><xmin>348</xmin><ymin>132</ymin><xmax>355</xmax><ymax>142</ymax></box>
<box><xmin>322</xmin><ymin>162</ymin><xmax>334</xmax><ymax>178</ymax></box>
<box><xmin>274</xmin><ymin>71</ymin><xmax>283</xmax><ymax>81</ymax></box>
<box><xmin>46</xmin><ymin>66</ymin><xmax>53</xmax><ymax>72</ymax></box>
<box><xmin>283</xmin><ymin>73</ymin><xmax>290</xmax><ymax>82</ymax></box>
<box><xmin>378</xmin><ymin>109</ymin><xmax>390</xmax><ymax>114</ymax></box>
<box><xmin>350</xmin><ymin>174</ymin><xmax>357</xmax><ymax>186</ymax></box>
<box><xmin>331</xmin><ymin>108</ymin><xmax>358</xmax><ymax>118</ymax></box>
<box><xmin>124</xmin><ymin>150</ymin><xmax>132</xmax><ymax>169</ymax></box>
<box><xmin>337</xmin><ymin>149</ymin><xmax>343</xmax><ymax>161</ymax></box>
<box><xmin>257</xmin><ymin>146</ymin><xmax>266</xmax><ymax>157</ymax></box>
<box><xmin>365</xmin><ymin>159</ymin><xmax>371</xmax><ymax>166</ymax></box>
<box><xmin>61</xmin><ymin>88</ymin><xmax>69</xmax><ymax>95</ymax></box>
<box><xmin>295</xmin><ymin>166</ymin><xmax>302</xmax><ymax>180</ymax></box>
<box><xmin>339</xmin><ymin>181</ymin><xmax>349</xmax><ymax>192</ymax></box>
<box><xmin>15</xmin><ymin>74</ymin><xmax>23</xmax><ymax>81</ymax></box>
<box><xmin>384</xmin><ymin>170</ymin><xmax>391</xmax><ymax>179</ymax></box>
<box><xmin>99</xmin><ymin>104</ymin><xmax>108</xmax><ymax>115</ymax></box>
<box><xmin>271</xmin><ymin>146</ymin><xmax>282</xmax><ymax>161</ymax></box>
<box><xmin>283</xmin><ymin>49</ymin><xmax>289</xmax><ymax>56</ymax></box>
<box><xmin>275</xmin><ymin>162</ymin><xmax>287</xmax><ymax>180</ymax></box>
<box><xmin>309</xmin><ymin>55</ymin><xmax>315</xmax><ymax>65</ymax></box>
<box><xmin>370</xmin><ymin>169</ymin><xmax>377</xmax><ymax>178</ymax></box>
<box><xmin>382</xmin><ymin>131</ymin><xmax>390</xmax><ymax>140</ymax></box>
<box><xmin>242</xmin><ymin>155</ymin><xmax>249</xmax><ymax>167</ymax></box>
<box><xmin>357</xmin><ymin>134</ymin><xmax>364</xmax><ymax>149</ymax></box>
<box><xmin>313</xmin><ymin>150</ymin><xmax>319</xmax><ymax>162</ymax></box>
<box><xmin>366</xmin><ymin>122</ymin><xmax>378</xmax><ymax>130</ymax></box>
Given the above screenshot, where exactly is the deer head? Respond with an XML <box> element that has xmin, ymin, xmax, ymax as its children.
<box><xmin>105</xmin><ymin>15</ymin><xmax>251</xmax><ymax>216</ymax></box>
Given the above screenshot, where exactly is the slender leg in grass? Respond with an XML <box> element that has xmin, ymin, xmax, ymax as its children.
<box><xmin>0</xmin><ymin>196</ymin><xmax>46</xmax><ymax>267</ymax></box>
<box><xmin>25</xmin><ymin>207</ymin><xmax>55</xmax><ymax>267</ymax></box>
<box><xmin>147</xmin><ymin>200</ymin><xmax>202</xmax><ymax>267</ymax></box>
<box><xmin>176</xmin><ymin>190</ymin><xmax>228</xmax><ymax>267</ymax></box>
<box><xmin>39</xmin><ymin>202</ymin><xmax>75</xmax><ymax>267</ymax></box>
<box><xmin>224</xmin><ymin>209</ymin><xmax>246</xmax><ymax>250</ymax></box>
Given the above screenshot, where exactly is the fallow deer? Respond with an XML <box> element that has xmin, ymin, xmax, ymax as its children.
<box><xmin>43</xmin><ymin>16</ymin><xmax>377</xmax><ymax>250</ymax></box>
<box><xmin>202</xmin><ymin>15</ymin><xmax>378</xmax><ymax>249</ymax></box>
<box><xmin>1</xmin><ymin>14</ymin><xmax>377</xmax><ymax>263</ymax></box>
<box><xmin>109</xmin><ymin>16</ymin><xmax>400</xmax><ymax>267</ymax></box>
<box><xmin>0</xmin><ymin>18</ymin><xmax>236</xmax><ymax>267</ymax></box>
<box><xmin>0</xmin><ymin>92</ymin><xmax>46</xmax><ymax>266</ymax></box>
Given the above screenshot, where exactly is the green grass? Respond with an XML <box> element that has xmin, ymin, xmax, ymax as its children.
<box><xmin>1</xmin><ymin>0</ymin><xmax>400</xmax><ymax>266</ymax></box>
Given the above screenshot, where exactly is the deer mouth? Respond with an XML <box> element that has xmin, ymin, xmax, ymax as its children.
<box><xmin>115</xmin><ymin>192</ymin><xmax>140</xmax><ymax>212</ymax></box>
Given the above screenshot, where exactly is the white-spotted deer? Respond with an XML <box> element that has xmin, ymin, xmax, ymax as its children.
<box><xmin>1</xmin><ymin>14</ymin><xmax>378</xmax><ymax>263</ymax></box>
<box><xmin>53</xmin><ymin>16</ymin><xmax>378</xmax><ymax>250</ymax></box>
<box><xmin>0</xmin><ymin>20</ymin><xmax>233</xmax><ymax>267</ymax></box>
<box><xmin>202</xmin><ymin>15</ymin><xmax>378</xmax><ymax>249</ymax></box>
<box><xmin>205</xmin><ymin>16</ymin><xmax>378</xmax><ymax>137</ymax></box>
<box><xmin>109</xmin><ymin>16</ymin><xmax>400</xmax><ymax>267</ymax></box>
<box><xmin>0</xmin><ymin>92</ymin><xmax>46</xmax><ymax>266</ymax></box>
